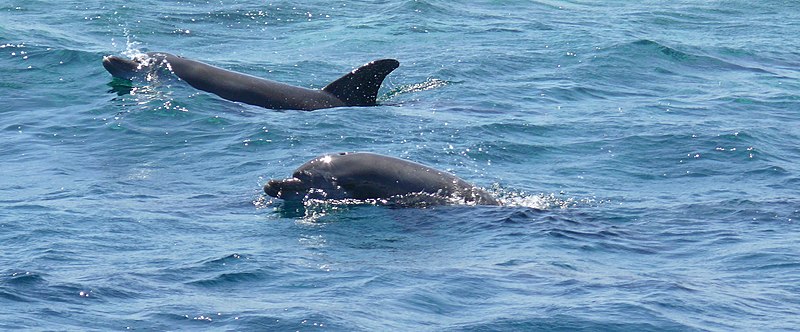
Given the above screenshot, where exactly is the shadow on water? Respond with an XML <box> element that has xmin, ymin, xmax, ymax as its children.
<box><xmin>106</xmin><ymin>79</ymin><xmax>133</xmax><ymax>96</ymax></box>
<box><xmin>259</xmin><ymin>188</ymin><xmax>597</xmax><ymax>223</ymax></box>
<box><xmin>272</xmin><ymin>200</ymin><xmax>310</xmax><ymax>219</ymax></box>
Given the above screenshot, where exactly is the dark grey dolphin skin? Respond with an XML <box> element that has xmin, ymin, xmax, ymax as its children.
<box><xmin>102</xmin><ymin>52</ymin><xmax>399</xmax><ymax>110</ymax></box>
<box><xmin>264</xmin><ymin>152</ymin><xmax>500</xmax><ymax>206</ymax></box>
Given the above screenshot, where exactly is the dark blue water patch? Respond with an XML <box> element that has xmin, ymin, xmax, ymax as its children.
<box><xmin>192</xmin><ymin>253</ymin><xmax>252</xmax><ymax>267</ymax></box>
<box><xmin>378</xmin><ymin>1</ymin><xmax>466</xmax><ymax>35</ymax></box>
<box><xmin>701</xmin><ymin>46</ymin><xmax>799</xmax><ymax>79</ymax></box>
<box><xmin>540</xmin><ymin>84</ymin><xmax>643</xmax><ymax>102</ymax></box>
<box><xmin>1</xmin><ymin>45</ymin><xmax>104</xmax><ymax>81</ymax></box>
<box><xmin>574</xmin><ymin>39</ymin><xmax>779</xmax><ymax>100</ymax></box>
<box><xmin>487</xmin><ymin>208</ymin><xmax>547</xmax><ymax>227</ymax></box>
<box><xmin>446</xmin><ymin>314</ymin><xmax>692</xmax><ymax>332</ymax></box>
<box><xmin>466</xmin><ymin>141</ymin><xmax>551</xmax><ymax>165</ymax></box>
<box><xmin>185</xmin><ymin>269</ymin><xmax>268</xmax><ymax>288</ymax></box>
<box><xmin>209</xmin><ymin>313</ymin><xmax>336</xmax><ymax>331</ymax></box>
<box><xmin>140</xmin><ymin>311</ymin><xmax>234</xmax><ymax>330</ymax></box>
<box><xmin>1</xmin><ymin>271</ymin><xmax>46</xmax><ymax>303</ymax></box>
<box><xmin>2</xmin><ymin>203</ymin><xmax>57</xmax><ymax>214</ymax></box>
<box><xmin>3</xmin><ymin>270</ymin><xmax>46</xmax><ymax>286</ymax></box>
<box><xmin>0</xmin><ymin>273</ymin><xmax>100</xmax><ymax>307</ymax></box>
<box><xmin>145</xmin><ymin>252</ymin><xmax>259</xmax><ymax>282</ymax></box>
<box><xmin>153</xmin><ymin>3</ymin><xmax>321</xmax><ymax>28</ymax></box>
<box><xmin>473</xmin><ymin>121</ymin><xmax>553</xmax><ymax>139</ymax></box>
<box><xmin>638</xmin><ymin>5</ymin><xmax>750</xmax><ymax>25</ymax></box>
<box><xmin>0</xmin><ymin>289</ymin><xmax>30</xmax><ymax>303</ymax></box>
<box><xmin>721</xmin><ymin>251</ymin><xmax>800</xmax><ymax>272</ymax></box>
<box><xmin>671</xmin><ymin>198</ymin><xmax>800</xmax><ymax>225</ymax></box>
<box><xmin>631</xmin><ymin>40</ymin><xmax>709</xmax><ymax>64</ymax></box>
<box><xmin>538</xmin><ymin>215</ymin><xmax>665</xmax><ymax>256</ymax></box>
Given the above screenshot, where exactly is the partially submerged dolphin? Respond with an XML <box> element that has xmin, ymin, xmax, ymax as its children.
<box><xmin>102</xmin><ymin>52</ymin><xmax>399</xmax><ymax>110</ymax></box>
<box><xmin>264</xmin><ymin>152</ymin><xmax>501</xmax><ymax>206</ymax></box>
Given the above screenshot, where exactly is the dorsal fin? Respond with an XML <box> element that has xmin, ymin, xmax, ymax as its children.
<box><xmin>322</xmin><ymin>59</ymin><xmax>399</xmax><ymax>106</ymax></box>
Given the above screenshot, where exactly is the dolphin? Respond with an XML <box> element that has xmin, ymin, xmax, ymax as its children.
<box><xmin>264</xmin><ymin>152</ymin><xmax>501</xmax><ymax>206</ymax></box>
<box><xmin>102</xmin><ymin>52</ymin><xmax>399</xmax><ymax>110</ymax></box>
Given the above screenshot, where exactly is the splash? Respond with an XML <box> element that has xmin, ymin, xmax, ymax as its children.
<box><xmin>120</xmin><ymin>28</ymin><xmax>145</xmax><ymax>59</ymax></box>
<box><xmin>488</xmin><ymin>184</ymin><xmax>603</xmax><ymax>209</ymax></box>
<box><xmin>498</xmin><ymin>192</ymin><xmax>575</xmax><ymax>209</ymax></box>
<box><xmin>384</xmin><ymin>78</ymin><xmax>449</xmax><ymax>98</ymax></box>
<box><xmin>258</xmin><ymin>190</ymin><xmax>490</xmax><ymax>222</ymax></box>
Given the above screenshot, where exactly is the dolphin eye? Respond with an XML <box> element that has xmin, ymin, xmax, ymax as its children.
<box><xmin>293</xmin><ymin>170</ymin><xmax>310</xmax><ymax>180</ymax></box>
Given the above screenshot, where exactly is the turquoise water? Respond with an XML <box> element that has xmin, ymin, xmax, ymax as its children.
<box><xmin>2</xmin><ymin>1</ymin><xmax>800</xmax><ymax>330</ymax></box>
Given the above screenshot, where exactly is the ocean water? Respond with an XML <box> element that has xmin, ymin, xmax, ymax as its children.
<box><xmin>2</xmin><ymin>0</ymin><xmax>800</xmax><ymax>330</ymax></box>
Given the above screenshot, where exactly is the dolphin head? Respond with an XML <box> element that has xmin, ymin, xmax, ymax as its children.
<box><xmin>264</xmin><ymin>177</ymin><xmax>308</xmax><ymax>200</ymax></box>
<box><xmin>102</xmin><ymin>53</ymin><xmax>170</xmax><ymax>80</ymax></box>
<box><xmin>102</xmin><ymin>55</ymin><xmax>145</xmax><ymax>80</ymax></box>
<box><xmin>264</xmin><ymin>154</ymin><xmax>349</xmax><ymax>201</ymax></box>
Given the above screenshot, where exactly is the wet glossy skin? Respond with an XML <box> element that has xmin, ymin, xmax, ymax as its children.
<box><xmin>265</xmin><ymin>152</ymin><xmax>500</xmax><ymax>205</ymax></box>
<box><xmin>102</xmin><ymin>52</ymin><xmax>399</xmax><ymax>110</ymax></box>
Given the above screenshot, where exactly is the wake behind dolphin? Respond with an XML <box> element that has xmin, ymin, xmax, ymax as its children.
<box><xmin>265</xmin><ymin>152</ymin><xmax>501</xmax><ymax>206</ymax></box>
<box><xmin>102</xmin><ymin>52</ymin><xmax>399</xmax><ymax>110</ymax></box>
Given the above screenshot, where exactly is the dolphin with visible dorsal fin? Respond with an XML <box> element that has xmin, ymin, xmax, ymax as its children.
<box><xmin>102</xmin><ymin>52</ymin><xmax>399</xmax><ymax>110</ymax></box>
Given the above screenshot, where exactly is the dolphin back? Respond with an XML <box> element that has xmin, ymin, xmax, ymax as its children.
<box><xmin>326</xmin><ymin>153</ymin><xmax>500</xmax><ymax>205</ymax></box>
<box><xmin>323</xmin><ymin>59</ymin><xmax>400</xmax><ymax>106</ymax></box>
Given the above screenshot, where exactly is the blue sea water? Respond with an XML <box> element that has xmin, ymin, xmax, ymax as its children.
<box><xmin>2</xmin><ymin>0</ymin><xmax>800</xmax><ymax>330</ymax></box>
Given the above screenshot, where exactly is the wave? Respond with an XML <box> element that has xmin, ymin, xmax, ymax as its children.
<box><xmin>591</xmin><ymin>39</ymin><xmax>777</xmax><ymax>76</ymax></box>
<box><xmin>384</xmin><ymin>78</ymin><xmax>449</xmax><ymax>99</ymax></box>
<box><xmin>186</xmin><ymin>270</ymin><xmax>266</xmax><ymax>288</ymax></box>
<box><xmin>448</xmin><ymin>315</ymin><xmax>692</xmax><ymax>332</ymax></box>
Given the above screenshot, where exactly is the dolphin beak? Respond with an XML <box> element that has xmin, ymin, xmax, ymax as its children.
<box><xmin>263</xmin><ymin>179</ymin><xmax>282</xmax><ymax>197</ymax></box>
<box><xmin>102</xmin><ymin>55</ymin><xmax>140</xmax><ymax>80</ymax></box>
<box><xmin>264</xmin><ymin>178</ymin><xmax>306</xmax><ymax>200</ymax></box>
